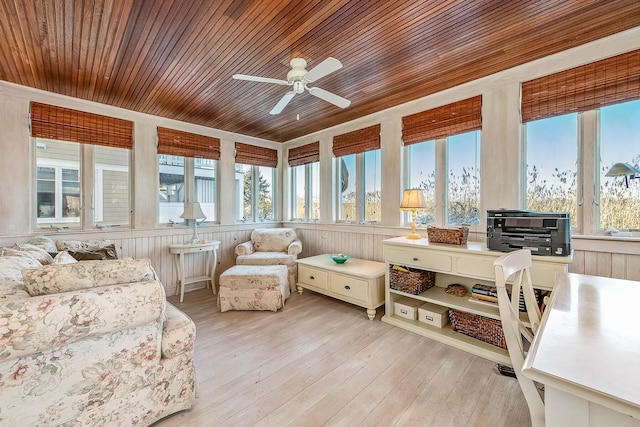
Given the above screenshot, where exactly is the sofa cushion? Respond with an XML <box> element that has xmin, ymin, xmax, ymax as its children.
<box><xmin>0</xmin><ymin>253</ymin><xmax>42</xmax><ymax>286</ymax></box>
<box><xmin>22</xmin><ymin>258</ymin><xmax>157</xmax><ymax>296</ymax></box>
<box><xmin>250</xmin><ymin>228</ymin><xmax>297</xmax><ymax>252</ymax></box>
<box><xmin>236</xmin><ymin>252</ymin><xmax>297</xmax><ymax>266</ymax></box>
<box><xmin>0</xmin><ymin>282</ymin><xmax>30</xmax><ymax>301</ymax></box>
<box><xmin>0</xmin><ymin>280</ymin><xmax>165</xmax><ymax>362</ymax></box>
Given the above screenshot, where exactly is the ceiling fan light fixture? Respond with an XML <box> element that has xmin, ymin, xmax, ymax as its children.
<box><xmin>293</xmin><ymin>80</ymin><xmax>305</xmax><ymax>93</ymax></box>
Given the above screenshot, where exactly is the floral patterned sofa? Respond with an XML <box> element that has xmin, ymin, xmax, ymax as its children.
<box><xmin>0</xmin><ymin>257</ymin><xmax>196</xmax><ymax>426</ymax></box>
<box><xmin>234</xmin><ymin>228</ymin><xmax>302</xmax><ymax>292</ymax></box>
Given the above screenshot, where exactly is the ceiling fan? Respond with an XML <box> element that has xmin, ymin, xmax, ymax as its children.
<box><xmin>232</xmin><ymin>57</ymin><xmax>351</xmax><ymax>115</ymax></box>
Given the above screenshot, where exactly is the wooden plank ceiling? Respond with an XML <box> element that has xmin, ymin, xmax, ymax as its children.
<box><xmin>1</xmin><ymin>0</ymin><xmax>639</xmax><ymax>142</ymax></box>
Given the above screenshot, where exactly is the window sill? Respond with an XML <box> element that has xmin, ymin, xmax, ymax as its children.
<box><xmin>572</xmin><ymin>234</ymin><xmax>640</xmax><ymax>243</ymax></box>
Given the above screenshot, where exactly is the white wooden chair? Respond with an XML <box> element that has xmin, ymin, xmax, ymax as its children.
<box><xmin>493</xmin><ymin>249</ymin><xmax>545</xmax><ymax>427</ymax></box>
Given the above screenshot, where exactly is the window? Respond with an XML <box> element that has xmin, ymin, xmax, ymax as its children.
<box><xmin>521</xmin><ymin>49</ymin><xmax>640</xmax><ymax>234</ymax></box>
<box><xmin>195</xmin><ymin>158</ymin><xmax>217</xmax><ymax>221</ymax></box>
<box><xmin>235</xmin><ymin>164</ymin><xmax>275</xmax><ymax>221</ymax></box>
<box><xmin>290</xmin><ymin>162</ymin><xmax>320</xmax><ymax>220</ymax></box>
<box><xmin>447</xmin><ymin>131</ymin><xmax>481</xmax><ymax>225</ymax></box>
<box><xmin>402</xmin><ymin>96</ymin><xmax>483</xmax><ymax>227</ymax></box>
<box><xmin>599</xmin><ymin>99</ymin><xmax>640</xmax><ymax>230</ymax></box>
<box><xmin>524</xmin><ymin>114</ymin><xmax>578</xmax><ymax>227</ymax></box>
<box><xmin>158</xmin><ymin>155</ymin><xmax>186</xmax><ymax>224</ymax></box>
<box><xmin>291</xmin><ymin>164</ymin><xmax>306</xmax><ymax>220</ymax></box>
<box><xmin>405</xmin><ymin>140</ymin><xmax>436</xmax><ymax>224</ymax></box>
<box><xmin>30</xmin><ymin>103</ymin><xmax>133</xmax><ymax>229</ymax></box>
<box><xmin>94</xmin><ymin>145</ymin><xmax>130</xmax><ymax>226</ymax></box>
<box><xmin>363</xmin><ymin>149</ymin><xmax>381</xmax><ymax>222</ymax></box>
<box><xmin>157</xmin><ymin>127</ymin><xmax>220</xmax><ymax>224</ymax></box>
<box><xmin>288</xmin><ymin>142</ymin><xmax>320</xmax><ymax>221</ymax></box>
<box><xmin>333</xmin><ymin>124</ymin><xmax>381</xmax><ymax>223</ymax></box>
<box><xmin>338</xmin><ymin>154</ymin><xmax>356</xmax><ymax>221</ymax></box>
<box><xmin>235</xmin><ymin>142</ymin><xmax>277</xmax><ymax>222</ymax></box>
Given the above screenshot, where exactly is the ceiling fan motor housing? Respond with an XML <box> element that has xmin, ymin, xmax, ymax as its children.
<box><xmin>287</xmin><ymin>57</ymin><xmax>308</xmax><ymax>85</ymax></box>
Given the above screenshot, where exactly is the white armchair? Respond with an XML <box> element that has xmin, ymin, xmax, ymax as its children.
<box><xmin>234</xmin><ymin>228</ymin><xmax>302</xmax><ymax>292</ymax></box>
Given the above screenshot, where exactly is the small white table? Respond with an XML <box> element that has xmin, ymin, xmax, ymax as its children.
<box><xmin>523</xmin><ymin>272</ymin><xmax>640</xmax><ymax>426</ymax></box>
<box><xmin>169</xmin><ymin>240</ymin><xmax>220</xmax><ymax>302</ymax></box>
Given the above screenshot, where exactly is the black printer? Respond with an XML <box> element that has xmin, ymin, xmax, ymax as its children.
<box><xmin>486</xmin><ymin>210</ymin><xmax>571</xmax><ymax>256</ymax></box>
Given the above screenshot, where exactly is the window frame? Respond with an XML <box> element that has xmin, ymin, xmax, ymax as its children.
<box><xmin>335</xmin><ymin>149</ymin><xmax>381</xmax><ymax>224</ymax></box>
<box><xmin>290</xmin><ymin>161</ymin><xmax>319</xmax><ymax>221</ymax></box>
<box><xmin>158</xmin><ymin>155</ymin><xmax>219</xmax><ymax>225</ymax></box>
<box><xmin>521</xmin><ymin>99</ymin><xmax>640</xmax><ymax>236</ymax></box>
<box><xmin>402</xmin><ymin>130</ymin><xmax>481</xmax><ymax>228</ymax></box>
<box><xmin>235</xmin><ymin>163</ymin><xmax>277</xmax><ymax>223</ymax></box>
<box><xmin>33</xmin><ymin>138</ymin><xmax>132</xmax><ymax>230</ymax></box>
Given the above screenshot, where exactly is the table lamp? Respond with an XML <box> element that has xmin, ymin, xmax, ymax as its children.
<box><xmin>400</xmin><ymin>189</ymin><xmax>426</xmax><ymax>239</ymax></box>
<box><xmin>180</xmin><ymin>202</ymin><xmax>206</xmax><ymax>243</ymax></box>
<box><xmin>605</xmin><ymin>162</ymin><xmax>640</xmax><ymax>188</ymax></box>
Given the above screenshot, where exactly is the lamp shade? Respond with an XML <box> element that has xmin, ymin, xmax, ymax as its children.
<box><xmin>180</xmin><ymin>202</ymin><xmax>206</xmax><ymax>220</ymax></box>
<box><xmin>399</xmin><ymin>189</ymin><xmax>426</xmax><ymax>210</ymax></box>
<box><xmin>605</xmin><ymin>162</ymin><xmax>640</xmax><ymax>177</ymax></box>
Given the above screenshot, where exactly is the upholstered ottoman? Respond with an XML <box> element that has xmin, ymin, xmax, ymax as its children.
<box><xmin>218</xmin><ymin>265</ymin><xmax>290</xmax><ymax>312</ymax></box>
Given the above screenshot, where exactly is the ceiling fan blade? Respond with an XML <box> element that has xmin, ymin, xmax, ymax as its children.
<box><xmin>308</xmin><ymin>87</ymin><xmax>351</xmax><ymax>108</ymax></box>
<box><xmin>232</xmin><ymin>74</ymin><xmax>289</xmax><ymax>85</ymax></box>
<box><xmin>303</xmin><ymin>57</ymin><xmax>343</xmax><ymax>83</ymax></box>
<box><xmin>270</xmin><ymin>91</ymin><xmax>296</xmax><ymax>115</ymax></box>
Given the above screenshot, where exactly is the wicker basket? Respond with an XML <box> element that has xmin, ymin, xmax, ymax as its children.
<box><xmin>427</xmin><ymin>226</ymin><xmax>469</xmax><ymax>245</ymax></box>
<box><xmin>448</xmin><ymin>309</ymin><xmax>506</xmax><ymax>349</ymax></box>
<box><xmin>389</xmin><ymin>266</ymin><xmax>435</xmax><ymax>295</ymax></box>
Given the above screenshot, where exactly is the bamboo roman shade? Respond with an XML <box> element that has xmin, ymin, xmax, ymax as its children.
<box><xmin>157</xmin><ymin>127</ymin><xmax>220</xmax><ymax>160</ymax></box>
<box><xmin>30</xmin><ymin>102</ymin><xmax>133</xmax><ymax>149</ymax></box>
<box><xmin>522</xmin><ymin>49</ymin><xmax>640</xmax><ymax>123</ymax></box>
<box><xmin>288</xmin><ymin>142</ymin><xmax>320</xmax><ymax>167</ymax></box>
<box><xmin>401</xmin><ymin>95</ymin><xmax>482</xmax><ymax>146</ymax></box>
<box><xmin>235</xmin><ymin>142</ymin><xmax>278</xmax><ymax>168</ymax></box>
<box><xmin>332</xmin><ymin>124</ymin><xmax>381</xmax><ymax>157</ymax></box>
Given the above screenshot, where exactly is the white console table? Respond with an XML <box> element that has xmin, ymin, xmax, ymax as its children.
<box><xmin>169</xmin><ymin>240</ymin><xmax>220</xmax><ymax>302</ymax></box>
<box><xmin>296</xmin><ymin>254</ymin><xmax>385</xmax><ymax>320</ymax></box>
<box><xmin>523</xmin><ymin>273</ymin><xmax>640</xmax><ymax>426</ymax></box>
<box><xmin>381</xmin><ymin>236</ymin><xmax>572</xmax><ymax>364</ymax></box>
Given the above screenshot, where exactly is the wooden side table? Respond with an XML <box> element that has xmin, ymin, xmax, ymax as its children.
<box><xmin>169</xmin><ymin>240</ymin><xmax>220</xmax><ymax>302</ymax></box>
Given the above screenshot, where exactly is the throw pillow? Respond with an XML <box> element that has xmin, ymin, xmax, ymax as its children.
<box><xmin>67</xmin><ymin>244</ymin><xmax>118</xmax><ymax>261</ymax></box>
<box><xmin>27</xmin><ymin>235</ymin><xmax>58</xmax><ymax>254</ymax></box>
<box><xmin>12</xmin><ymin>243</ymin><xmax>55</xmax><ymax>265</ymax></box>
<box><xmin>23</xmin><ymin>258</ymin><xmax>156</xmax><ymax>296</ymax></box>
<box><xmin>52</xmin><ymin>251</ymin><xmax>78</xmax><ymax>264</ymax></box>
<box><xmin>55</xmin><ymin>239</ymin><xmax>113</xmax><ymax>252</ymax></box>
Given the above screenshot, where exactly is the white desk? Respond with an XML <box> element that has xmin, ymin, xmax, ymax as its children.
<box><xmin>169</xmin><ymin>240</ymin><xmax>220</xmax><ymax>302</ymax></box>
<box><xmin>523</xmin><ymin>273</ymin><xmax>640</xmax><ymax>426</ymax></box>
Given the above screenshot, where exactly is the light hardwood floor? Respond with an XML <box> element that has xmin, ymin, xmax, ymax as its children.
<box><xmin>155</xmin><ymin>287</ymin><xmax>531</xmax><ymax>427</ymax></box>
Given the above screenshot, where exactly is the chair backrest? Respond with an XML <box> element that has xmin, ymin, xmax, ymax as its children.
<box><xmin>493</xmin><ymin>249</ymin><xmax>545</xmax><ymax>427</ymax></box>
<box><xmin>251</xmin><ymin>228</ymin><xmax>297</xmax><ymax>252</ymax></box>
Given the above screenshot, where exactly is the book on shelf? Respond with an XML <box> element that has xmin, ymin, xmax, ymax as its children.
<box><xmin>470</xmin><ymin>293</ymin><xmax>498</xmax><ymax>303</ymax></box>
<box><xmin>471</xmin><ymin>284</ymin><xmax>497</xmax><ymax>297</ymax></box>
<box><xmin>468</xmin><ymin>296</ymin><xmax>498</xmax><ymax>307</ymax></box>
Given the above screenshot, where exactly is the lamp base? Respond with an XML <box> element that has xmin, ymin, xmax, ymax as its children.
<box><xmin>405</xmin><ymin>232</ymin><xmax>422</xmax><ymax>240</ymax></box>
